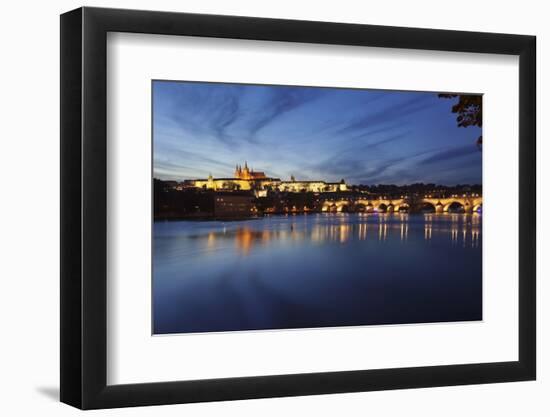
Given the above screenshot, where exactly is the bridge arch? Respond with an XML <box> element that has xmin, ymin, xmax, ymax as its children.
<box><xmin>321</xmin><ymin>202</ymin><xmax>338</xmax><ymax>212</ymax></box>
<box><xmin>376</xmin><ymin>203</ymin><xmax>388</xmax><ymax>213</ymax></box>
<box><xmin>355</xmin><ymin>203</ymin><xmax>366</xmax><ymax>212</ymax></box>
<box><xmin>444</xmin><ymin>201</ymin><xmax>465</xmax><ymax>213</ymax></box>
<box><xmin>337</xmin><ymin>204</ymin><xmax>350</xmax><ymax>213</ymax></box>
<box><xmin>420</xmin><ymin>202</ymin><xmax>436</xmax><ymax>213</ymax></box>
<box><xmin>395</xmin><ymin>202</ymin><xmax>410</xmax><ymax>212</ymax></box>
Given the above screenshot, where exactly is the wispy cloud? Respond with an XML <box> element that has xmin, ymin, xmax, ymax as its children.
<box><xmin>337</xmin><ymin>94</ymin><xmax>435</xmax><ymax>136</ymax></box>
<box><xmin>421</xmin><ymin>145</ymin><xmax>479</xmax><ymax>165</ymax></box>
<box><xmin>246</xmin><ymin>88</ymin><xmax>323</xmax><ymax>137</ymax></box>
<box><xmin>208</xmin><ymin>93</ymin><xmax>241</xmax><ymax>142</ymax></box>
<box><xmin>153</xmin><ymin>81</ymin><xmax>481</xmax><ymax>185</ymax></box>
<box><xmin>156</xmin><ymin>83</ymin><xmax>246</xmax><ymax>146</ymax></box>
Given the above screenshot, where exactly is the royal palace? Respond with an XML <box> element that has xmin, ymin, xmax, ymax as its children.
<box><xmin>185</xmin><ymin>162</ymin><xmax>348</xmax><ymax>195</ymax></box>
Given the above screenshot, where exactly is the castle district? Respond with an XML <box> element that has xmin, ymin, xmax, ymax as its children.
<box><xmin>155</xmin><ymin>162</ymin><xmax>482</xmax><ymax>219</ymax></box>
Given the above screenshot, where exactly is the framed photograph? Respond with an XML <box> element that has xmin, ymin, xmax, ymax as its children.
<box><xmin>60</xmin><ymin>7</ymin><xmax>536</xmax><ymax>409</ymax></box>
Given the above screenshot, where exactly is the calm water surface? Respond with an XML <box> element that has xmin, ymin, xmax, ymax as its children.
<box><xmin>153</xmin><ymin>213</ymin><xmax>482</xmax><ymax>334</ymax></box>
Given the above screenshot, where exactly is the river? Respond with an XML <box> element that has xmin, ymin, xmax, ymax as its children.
<box><xmin>153</xmin><ymin>213</ymin><xmax>482</xmax><ymax>334</ymax></box>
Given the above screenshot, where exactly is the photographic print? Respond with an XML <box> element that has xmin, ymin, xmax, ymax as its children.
<box><xmin>153</xmin><ymin>80</ymin><xmax>482</xmax><ymax>335</ymax></box>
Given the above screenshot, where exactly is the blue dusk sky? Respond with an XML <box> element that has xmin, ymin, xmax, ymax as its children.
<box><xmin>153</xmin><ymin>81</ymin><xmax>482</xmax><ymax>185</ymax></box>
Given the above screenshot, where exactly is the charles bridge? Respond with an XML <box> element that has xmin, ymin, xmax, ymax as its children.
<box><xmin>320</xmin><ymin>194</ymin><xmax>482</xmax><ymax>214</ymax></box>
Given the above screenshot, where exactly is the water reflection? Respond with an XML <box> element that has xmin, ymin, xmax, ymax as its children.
<box><xmin>196</xmin><ymin>213</ymin><xmax>482</xmax><ymax>255</ymax></box>
<box><xmin>400</xmin><ymin>222</ymin><xmax>408</xmax><ymax>241</ymax></box>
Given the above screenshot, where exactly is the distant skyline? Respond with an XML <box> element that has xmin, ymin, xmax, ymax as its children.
<box><xmin>153</xmin><ymin>80</ymin><xmax>482</xmax><ymax>185</ymax></box>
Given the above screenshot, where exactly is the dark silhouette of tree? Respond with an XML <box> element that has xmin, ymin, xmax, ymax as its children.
<box><xmin>439</xmin><ymin>94</ymin><xmax>482</xmax><ymax>150</ymax></box>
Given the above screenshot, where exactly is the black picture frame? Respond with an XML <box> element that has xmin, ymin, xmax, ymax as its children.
<box><xmin>60</xmin><ymin>6</ymin><xmax>536</xmax><ymax>410</ymax></box>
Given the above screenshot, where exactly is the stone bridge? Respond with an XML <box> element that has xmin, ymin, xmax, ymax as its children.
<box><xmin>321</xmin><ymin>196</ymin><xmax>482</xmax><ymax>214</ymax></box>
